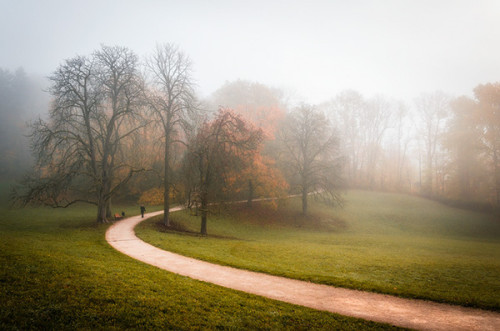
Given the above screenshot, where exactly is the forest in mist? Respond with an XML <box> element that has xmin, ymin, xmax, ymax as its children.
<box><xmin>2</xmin><ymin>44</ymin><xmax>500</xmax><ymax>215</ymax></box>
<box><xmin>0</xmin><ymin>68</ymin><xmax>50</xmax><ymax>179</ymax></box>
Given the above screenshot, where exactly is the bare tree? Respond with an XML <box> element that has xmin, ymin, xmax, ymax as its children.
<box><xmin>323</xmin><ymin>90</ymin><xmax>364</xmax><ymax>187</ymax></box>
<box><xmin>415</xmin><ymin>91</ymin><xmax>450</xmax><ymax>196</ymax></box>
<box><xmin>474</xmin><ymin>83</ymin><xmax>500</xmax><ymax>205</ymax></box>
<box><xmin>358</xmin><ymin>96</ymin><xmax>393</xmax><ymax>188</ymax></box>
<box><xmin>393</xmin><ymin>102</ymin><xmax>412</xmax><ymax>190</ymax></box>
<box><xmin>324</xmin><ymin>92</ymin><xmax>395</xmax><ymax>190</ymax></box>
<box><xmin>278</xmin><ymin>104</ymin><xmax>343</xmax><ymax>215</ymax></box>
<box><xmin>145</xmin><ymin>43</ymin><xmax>197</xmax><ymax>226</ymax></box>
<box><xmin>14</xmin><ymin>46</ymin><xmax>147</xmax><ymax>223</ymax></box>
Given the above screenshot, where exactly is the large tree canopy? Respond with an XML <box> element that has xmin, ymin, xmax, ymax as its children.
<box><xmin>14</xmin><ymin>46</ymin><xmax>147</xmax><ymax>222</ymax></box>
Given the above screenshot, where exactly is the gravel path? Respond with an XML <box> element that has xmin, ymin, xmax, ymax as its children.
<box><xmin>105</xmin><ymin>209</ymin><xmax>500</xmax><ymax>331</ymax></box>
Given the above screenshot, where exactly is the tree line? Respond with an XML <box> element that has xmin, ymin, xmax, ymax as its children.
<box><xmin>322</xmin><ymin>87</ymin><xmax>500</xmax><ymax>211</ymax></box>
<box><xmin>8</xmin><ymin>44</ymin><xmax>500</xmax><ymax>232</ymax></box>
<box><xmin>12</xmin><ymin>44</ymin><xmax>341</xmax><ymax>234</ymax></box>
<box><xmin>0</xmin><ymin>68</ymin><xmax>49</xmax><ymax>180</ymax></box>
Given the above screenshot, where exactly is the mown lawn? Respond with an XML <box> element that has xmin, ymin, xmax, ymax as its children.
<box><xmin>0</xmin><ymin>201</ymin><xmax>399</xmax><ymax>330</ymax></box>
<box><xmin>136</xmin><ymin>190</ymin><xmax>500</xmax><ymax>311</ymax></box>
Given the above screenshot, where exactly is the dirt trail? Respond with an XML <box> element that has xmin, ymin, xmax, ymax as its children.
<box><xmin>105</xmin><ymin>209</ymin><xmax>500</xmax><ymax>331</ymax></box>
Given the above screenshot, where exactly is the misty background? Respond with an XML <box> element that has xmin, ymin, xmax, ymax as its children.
<box><xmin>1</xmin><ymin>0</ymin><xmax>500</xmax><ymax>205</ymax></box>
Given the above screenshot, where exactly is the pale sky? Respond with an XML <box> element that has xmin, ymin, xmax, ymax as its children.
<box><xmin>1</xmin><ymin>0</ymin><xmax>499</xmax><ymax>103</ymax></box>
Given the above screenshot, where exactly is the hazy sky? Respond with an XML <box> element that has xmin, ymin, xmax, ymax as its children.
<box><xmin>1</xmin><ymin>0</ymin><xmax>499</xmax><ymax>103</ymax></box>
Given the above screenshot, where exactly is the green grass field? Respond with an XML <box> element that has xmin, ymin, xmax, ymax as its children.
<box><xmin>136</xmin><ymin>190</ymin><xmax>500</xmax><ymax>311</ymax></box>
<box><xmin>0</xmin><ymin>198</ymin><xmax>399</xmax><ymax>329</ymax></box>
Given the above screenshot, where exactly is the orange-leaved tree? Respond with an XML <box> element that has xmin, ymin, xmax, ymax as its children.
<box><xmin>474</xmin><ymin>83</ymin><xmax>500</xmax><ymax>206</ymax></box>
<box><xmin>443</xmin><ymin>96</ymin><xmax>485</xmax><ymax>201</ymax></box>
<box><xmin>183</xmin><ymin>108</ymin><xmax>263</xmax><ymax>235</ymax></box>
<box><xmin>225</xmin><ymin>152</ymin><xmax>288</xmax><ymax>208</ymax></box>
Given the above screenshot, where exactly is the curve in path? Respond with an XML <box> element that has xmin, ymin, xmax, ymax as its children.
<box><xmin>106</xmin><ymin>209</ymin><xmax>500</xmax><ymax>331</ymax></box>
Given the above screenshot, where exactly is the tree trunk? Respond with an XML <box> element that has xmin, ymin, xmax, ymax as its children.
<box><xmin>200</xmin><ymin>211</ymin><xmax>207</xmax><ymax>235</ymax></box>
<box><xmin>302</xmin><ymin>187</ymin><xmax>308</xmax><ymax>215</ymax></box>
<box><xmin>163</xmin><ymin>187</ymin><xmax>170</xmax><ymax>226</ymax></box>
<box><xmin>97</xmin><ymin>198</ymin><xmax>107</xmax><ymax>223</ymax></box>
<box><xmin>425</xmin><ymin>152</ymin><xmax>433</xmax><ymax>196</ymax></box>
<box><xmin>247</xmin><ymin>179</ymin><xmax>254</xmax><ymax>207</ymax></box>
<box><xmin>97</xmin><ymin>167</ymin><xmax>111</xmax><ymax>223</ymax></box>
<box><xmin>494</xmin><ymin>149</ymin><xmax>500</xmax><ymax>206</ymax></box>
<box><xmin>96</xmin><ymin>174</ymin><xmax>109</xmax><ymax>223</ymax></box>
<box><xmin>105</xmin><ymin>199</ymin><xmax>112</xmax><ymax>219</ymax></box>
<box><xmin>163</xmin><ymin>135</ymin><xmax>171</xmax><ymax>226</ymax></box>
<box><xmin>200</xmin><ymin>191</ymin><xmax>208</xmax><ymax>235</ymax></box>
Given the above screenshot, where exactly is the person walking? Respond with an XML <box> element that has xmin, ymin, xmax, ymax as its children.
<box><xmin>140</xmin><ymin>205</ymin><xmax>146</xmax><ymax>218</ymax></box>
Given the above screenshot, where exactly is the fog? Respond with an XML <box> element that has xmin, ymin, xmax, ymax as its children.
<box><xmin>1</xmin><ymin>0</ymin><xmax>500</xmax><ymax>103</ymax></box>
<box><xmin>2</xmin><ymin>0</ymin><xmax>500</xmax><ymax>205</ymax></box>
<box><xmin>0</xmin><ymin>68</ymin><xmax>50</xmax><ymax>179</ymax></box>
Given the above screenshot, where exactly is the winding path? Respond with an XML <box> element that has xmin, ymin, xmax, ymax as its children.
<box><xmin>105</xmin><ymin>209</ymin><xmax>500</xmax><ymax>331</ymax></box>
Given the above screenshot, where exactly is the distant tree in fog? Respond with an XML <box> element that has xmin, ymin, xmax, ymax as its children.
<box><xmin>393</xmin><ymin>102</ymin><xmax>412</xmax><ymax>190</ymax></box>
<box><xmin>474</xmin><ymin>83</ymin><xmax>500</xmax><ymax>206</ymax></box>
<box><xmin>360</xmin><ymin>96</ymin><xmax>393</xmax><ymax>188</ymax></box>
<box><xmin>415</xmin><ymin>91</ymin><xmax>450</xmax><ymax>196</ymax></box>
<box><xmin>210</xmin><ymin>80</ymin><xmax>285</xmax><ymax>138</ymax></box>
<box><xmin>324</xmin><ymin>91</ymin><xmax>398</xmax><ymax>190</ymax></box>
<box><xmin>278</xmin><ymin>104</ymin><xmax>343</xmax><ymax>215</ymax></box>
<box><xmin>443</xmin><ymin>96</ymin><xmax>484</xmax><ymax>201</ymax></box>
<box><xmin>324</xmin><ymin>90</ymin><xmax>364</xmax><ymax>187</ymax></box>
<box><xmin>0</xmin><ymin>68</ymin><xmax>48</xmax><ymax>180</ymax></box>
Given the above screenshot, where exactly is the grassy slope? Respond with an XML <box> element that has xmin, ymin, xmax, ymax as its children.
<box><xmin>136</xmin><ymin>190</ymin><xmax>500</xmax><ymax>311</ymax></box>
<box><xmin>0</xmin><ymin>202</ymin><xmax>398</xmax><ymax>329</ymax></box>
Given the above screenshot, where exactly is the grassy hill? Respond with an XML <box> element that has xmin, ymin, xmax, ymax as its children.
<box><xmin>0</xmin><ymin>193</ymin><xmax>397</xmax><ymax>329</ymax></box>
<box><xmin>136</xmin><ymin>190</ymin><xmax>500</xmax><ymax>311</ymax></box>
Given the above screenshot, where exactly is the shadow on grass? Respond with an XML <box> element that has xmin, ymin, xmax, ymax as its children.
<box><xmin>57</xmin><ymin>218</ymin><xmax>113</xmax><ymax>230</ymax></box>
<box><xmin>153</xmin><ymin>220</ymin><xmax>242</xmax><ymax>240</ymax></box>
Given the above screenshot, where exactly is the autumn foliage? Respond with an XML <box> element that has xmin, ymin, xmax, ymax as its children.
<box><xmin>181</xmin><ymin>108</ymin><xmax>268</xmax><ymax>234</ymax></box>
<box><xmin>17</xmin><ymin>43</ymin><xmax>500</xmax><ymax>230</ymax></box>
<box><xmin>226</xmin><ymin>151</ymin><xmax>289</xmax><ymax>209</ymax></box>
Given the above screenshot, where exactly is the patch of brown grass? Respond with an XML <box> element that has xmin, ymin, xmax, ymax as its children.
<box><xmin>225</xmin><ymin>201</ymin><xmax>347</xmax><ymax>232</ymax></box>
